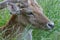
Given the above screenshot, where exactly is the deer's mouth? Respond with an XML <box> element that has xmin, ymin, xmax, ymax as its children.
<box><xmin>31</xmin><ymin>21</ymin><xmax>54</xmax><ymax>30</ymax></box>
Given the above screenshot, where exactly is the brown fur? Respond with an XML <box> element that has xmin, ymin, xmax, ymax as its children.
<box><xmin>0</xmin><ymin>0</ymin><xmax>51</xmax><ymax>40</ymax></box>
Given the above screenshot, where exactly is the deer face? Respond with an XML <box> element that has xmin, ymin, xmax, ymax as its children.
<box><xmin>19</xmin><ymin>7</ymin><xmax>54</xmax><ymax>30</ymax></box>
<box><xmin>8</xmin><ymin>0</ymin><xmax>54</xmax><ymax>30</ymax></box>
<box><xmin>21</xmin><ymin>0</ymin><xmax>54</xmax><ymax>30</ymax></box>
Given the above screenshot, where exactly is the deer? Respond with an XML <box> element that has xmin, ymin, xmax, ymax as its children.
<box><xmin>0</xmin><ymin>0</ymin><xmax>54</xmax><ymax>40</ymax></box>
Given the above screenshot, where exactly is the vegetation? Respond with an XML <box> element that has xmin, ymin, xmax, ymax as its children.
<box><xmin>33</xmin><ymin>0</ymin><xmax>60</xmax><ymax>40</ymax></box>
<box><xmin>0</xmin><ymin>0</ymin><xmax>60</xmax><ymax>40</ymax></box>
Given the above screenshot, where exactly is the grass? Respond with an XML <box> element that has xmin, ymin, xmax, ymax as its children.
<box><xmin>33</xmin><ymin>0</ymin><xmax>60</xmax><ymax>40</ymax></box>
<box><xmin>0</xmin><ymin>0</ymin><xmax>60</xmax><ymax>40</ymax></box>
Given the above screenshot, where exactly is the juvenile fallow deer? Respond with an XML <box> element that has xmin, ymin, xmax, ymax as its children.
<box><xmin>0</xmin><ymin>0</ymin><xmax>54</xmax><ymax>40</ymax></box>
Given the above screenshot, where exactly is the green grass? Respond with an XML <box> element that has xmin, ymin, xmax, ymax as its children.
<box><xmin>0</xmin><ymin>0</ymin><xmax>60</xmax><ymax>40</ymax></box>
<box><xmin>33</xmin><ymin>0</ymin><xmax>60</xmax><ymax>40</ymax></box>
<box><xmin>0</xmin><ymin>8</ymin><xmax>10</xmax><ymax>26</ymax></box>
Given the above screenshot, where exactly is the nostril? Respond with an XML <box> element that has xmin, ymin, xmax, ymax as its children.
<box><xmin>48</xmin><ymin>23</ymin><xmax>54</xmax><ymax>28</ymax></box>
<box><xmin>47</xmin><ymin>22</ymin><xmax>54</xmax><ymax>29</ymax></box>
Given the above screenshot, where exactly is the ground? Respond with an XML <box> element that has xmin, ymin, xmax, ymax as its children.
<box><xmin>0</xmin><ymin>0</ymin><xmax>60</xmax><ymax>40</ymax></box>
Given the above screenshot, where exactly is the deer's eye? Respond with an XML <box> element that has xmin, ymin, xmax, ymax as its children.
<box><xmin>27</xmin><ymin>12</ymin><xmax>33</xmax><ymax>15</ymax></box>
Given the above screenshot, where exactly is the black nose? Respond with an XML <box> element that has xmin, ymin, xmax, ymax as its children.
<box><xmin>47</xmin><ymin>22</ymin><xmax>54</xmax><ymax>29</ymax></box>
<box><xmin>48</xmin><ymin>23</ymin><xmax>54</xmax><ymax>28</ymax></box>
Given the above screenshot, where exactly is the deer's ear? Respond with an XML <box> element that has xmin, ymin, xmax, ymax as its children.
<box><xmin>0</xmin><ymin>0</ymin><xmax>7</xmax><ymax>9</ymax></box>
<box><xmin>7</xmin><ymin>0</ymin><xmax>18</xmax><ymax>3</ymax></box>
<box><xmin>7</xmin><ymin>3</ymin><xmax>21</xmax><ymax>15</ymax></box>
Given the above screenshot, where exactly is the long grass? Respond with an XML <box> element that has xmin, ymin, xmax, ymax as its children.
<box><xmin>33</xmin><ymin>0</ymin><xmax>60</xmax><ymax>40</ymax></box>
<box><xmin>0</xmin><ymin>0</ymin><xmax>60</xmax><ymax>40</ymax></box>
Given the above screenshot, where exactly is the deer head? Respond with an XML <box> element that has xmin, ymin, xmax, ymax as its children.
<box><xmin>0</xmin><ymin>0</ymin><xmax>54</xmax><ymax>30</ymax></box>
<box><xmin>8</xmin><ymin>0</ymin><xmax>54</xmax><ymax>30</ymax></box>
